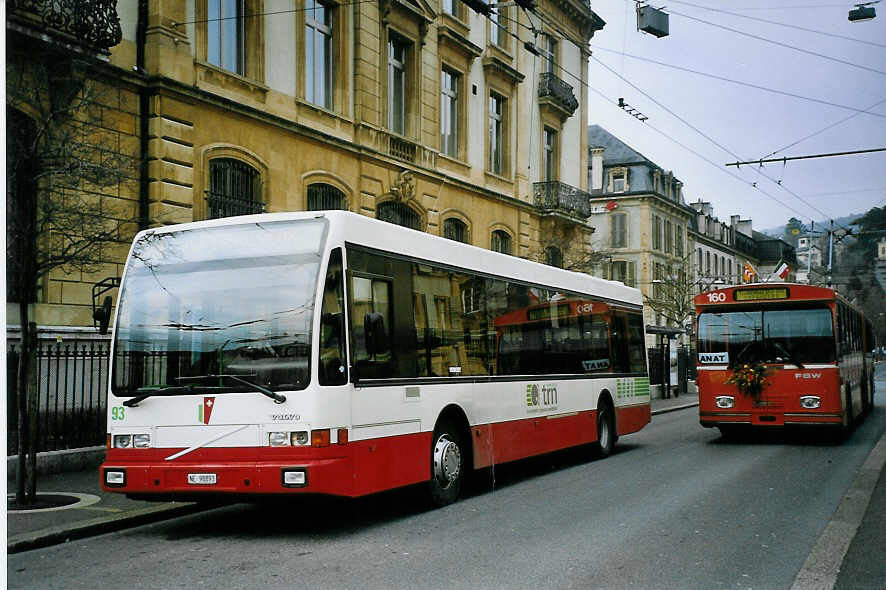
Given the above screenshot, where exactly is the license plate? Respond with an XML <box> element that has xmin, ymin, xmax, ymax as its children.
<box><xmin>187</xmin><ymin>473</ymin><xmax>217</xmax><ymax>485</ymax></box>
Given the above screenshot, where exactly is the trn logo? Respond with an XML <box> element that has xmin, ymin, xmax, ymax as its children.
<box><xmin>526</xmin><ymin>383</ymin><xmax>558</xmax><ymax>412</ymax></box>
<box><xmin>198</xmin><ymin>397</ymin><xmax>216</xmax><ymax>424</ymax></box>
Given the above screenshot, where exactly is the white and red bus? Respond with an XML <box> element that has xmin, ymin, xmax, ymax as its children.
<box><xmin>694</xmin><ymin>283</ymin><xmax>875</xmax><ymax>436</ymax></box>
<box><xmin>101</xmin><ymin>211</ymin><xmax>650</xmax><ymax>505</ymax></box>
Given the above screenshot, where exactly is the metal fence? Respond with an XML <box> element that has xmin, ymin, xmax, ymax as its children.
<box><xmin>7</xmin><ymin>340</ymin><xmax>110</xmax><ymax>455</ymax></box>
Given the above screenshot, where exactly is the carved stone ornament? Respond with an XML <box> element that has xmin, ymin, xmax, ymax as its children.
<box><xmin>390</xmin><ymin>170</ymin><xmax>416</xmax><ymax>202</ymax></box>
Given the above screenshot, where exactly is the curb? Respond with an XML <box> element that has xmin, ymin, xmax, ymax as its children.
<box><xmin>790</xmin><ymin>429</ymin><xmax>886</xmax><ymax>590</ymax></box>
<box><xmin>7</xmin><ymin>446</ymin><xmax>106</xmax><ymax>481</ymax></box>
<box><xmin>651</xmin><ymin>401</ymin><xmax>699</xmax><ymax>416</ymax></box>
<box><xmin>7</xmin><ymin>501</ymin><xmax>210</xmax><ymax>554</ymax></box>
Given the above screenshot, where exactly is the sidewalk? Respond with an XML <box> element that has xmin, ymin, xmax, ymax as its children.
<box><xmin>6</xmin><ymin>390</ymin><xmax>699</xmax><ymax>553</ymax></box>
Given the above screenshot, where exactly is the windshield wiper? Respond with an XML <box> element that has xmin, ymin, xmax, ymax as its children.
<box><xmin>123</xmin><ymin>374</ymin><xmax>286</xmax><ymax>407</ymax></box>
<box><xmin>772</xmin><ymin>342</ymin><xmax>804</xmax><ymax>369</ymax></box>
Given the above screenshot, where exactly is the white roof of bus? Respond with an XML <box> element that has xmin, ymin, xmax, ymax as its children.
<box><xmin>137</xmin><ymin>211</ymin><xmax>643</xmax><ymax>307</ymax></box>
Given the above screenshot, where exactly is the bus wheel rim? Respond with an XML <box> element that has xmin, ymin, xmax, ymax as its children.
<box><xmin>599</xmin><ymin>410</ymin><xmax>610</xmax><ymax>448</ymax></box>
<box><xmin>433</xmin><ymin>435</ymin><xmax>461</xmax><ymax>486</ymax></box>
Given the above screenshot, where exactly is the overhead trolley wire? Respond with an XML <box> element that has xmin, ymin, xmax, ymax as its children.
<box><xmin>667</xmin><ymin>0</ymin><xmax>886</xmax><ymax>49</ymax></box>
<box><xmin>664</xmin><ymin>7</ymin><xmax>886</xmax><ymax>77</ymax></box>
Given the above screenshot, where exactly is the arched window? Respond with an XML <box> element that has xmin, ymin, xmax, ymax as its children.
<box><xmin>544</xmin><ymin>245</ymin><xmax>563</xmax><ymax>268</ymax></box>
<box><xmin>377</xmin><ymin>201</ymin><xmax>421</xmax><ymax>230</ymax></box>
<box><xmin>307</xmin><ymin>183</ymin><xmax>345</xmax><ymax>211</ymax></box>
<box><xmin>207</xmin><ymin>158</ymin><xmax>262</xmax><ymax>219</ymax></box>
<box><xmin>443</xmin><ymin>218</ymin><xmax>468</xmax><ymax>243</ymax></box>
<box><xmin>491</xmin><ymin>230</ymin><xmax>512</xmax><ymax>255</ymax></box>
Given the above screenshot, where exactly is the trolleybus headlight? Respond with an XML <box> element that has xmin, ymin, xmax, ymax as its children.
<box><xmin>132</xmin><ymin>434</ymin><xmax>151</xmax><ymax>448</ymax></box>
<box><xmin>291</xmin><ymin>431</ymin><xmax>309</xmax><ymax>446</ymax></box>
<box><xmin>800</xmin><ymin>395</ymin><xmax>821</xmax><ymax>409</ymax></box>
<box><xmin>269</xmin><ymin>432</ymin><xmax>290</xmax><ymax>446</ymax></box>
<box><xmin>281</xmin><ymin>468</ymin><xmax>307</xmax><ymax>488</ymax></box>
<box><xmin>715</xmin><ymin>396</ymin><xmax>735</xmax><ymax>409</ymax></box>
<box><xmin>113</xmin><ymin>434</ymin><xmax>133</xmax><ymax>448</ymax></box>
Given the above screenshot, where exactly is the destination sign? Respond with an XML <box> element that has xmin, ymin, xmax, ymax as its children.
<box><xmin>734</xmin><ymin>287</ymin><xmax>789</xmax><ymax>301</ymax></box>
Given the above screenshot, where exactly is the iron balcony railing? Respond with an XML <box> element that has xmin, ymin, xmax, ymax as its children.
<box><xmin>533</xmin><ymin>181</ymin><xmax>591</xmax><ymax>219</ymax></box>
<box><xmin>9</xmin><ymin>0</ymin><xmax>123</xmax><ymax>50</ymax></box>
<box><xmin>538</xmin><ymin>72</ymin><xmax>579</xmax><ymax>118</ymax></box>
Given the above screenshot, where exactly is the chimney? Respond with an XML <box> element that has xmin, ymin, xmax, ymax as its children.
<box><xmin>590</xmin><ymin>147</ymin><xmax>604</xmax><ymax>191</ymax></box>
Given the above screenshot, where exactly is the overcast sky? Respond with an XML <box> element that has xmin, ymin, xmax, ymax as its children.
<box><xmin>583</xmin><ymin>0</ymin><xmax>886</xmax><ymax>232</ymax></box>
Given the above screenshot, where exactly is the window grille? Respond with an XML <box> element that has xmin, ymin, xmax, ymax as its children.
<box><xmin>307</xmin><ymin>183</ymin><xmax>345</xmax><ymax>211</ymax></box>
<box><xmin>377</xmin><ymin>201</ymin><xmax>421</xmax><ymax>230</ymax></box>
<box><xmin>443</xmin><ymin>218</ymin><xmax>468</xmax><ymax>243</ymax></box>
<box><xmin>545</xmin><ymin>246</ymin><xmax>563</xmax><ymax>268</ymax></box>
<box><xmin>207</xmin><ymin>158</ymin><xmax>262</xmax><ymax>219</ymax></box>
<box><xmin>491</xmin><ymin>230</ymin><xmax>512</xmax><ymax>255</ymax></box>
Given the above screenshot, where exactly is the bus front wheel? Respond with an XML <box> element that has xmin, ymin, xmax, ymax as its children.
<box><xmin>428</xmin><ymin>422</ymin><xmax>465</xmax><ymax>507</ymax></box>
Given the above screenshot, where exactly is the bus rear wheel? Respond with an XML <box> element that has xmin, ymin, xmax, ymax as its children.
<box><xmin>592</xmin><ymin>400</ymin><xmax>615</xmax><ymax>458</ymax></box>
<box><xmin>428</xmin><ymin>422</ymin><xmax>465</xmax><ymax>507</ymax></box>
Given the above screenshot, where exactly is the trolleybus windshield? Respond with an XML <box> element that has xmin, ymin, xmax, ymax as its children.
<box><xmin>111</xmin><ymin>219</ymin><xmax>326</xmax><ymax>395</ymax></box>
<box><xmin>697</xmin><ymin>306</ymin><xmax>835</xmax><ymax>366</ymax></box>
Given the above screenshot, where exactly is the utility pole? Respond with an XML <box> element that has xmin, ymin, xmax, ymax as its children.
<box><xmin>827</xmin><ymin>220</ymin><xmax>835</xmax><ymax>287</ymax></box>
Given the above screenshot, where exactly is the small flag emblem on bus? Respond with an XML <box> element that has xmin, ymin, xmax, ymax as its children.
<box><xmin>199</xmin><ymin>397</ymin><xmax>215</xmax><ymax>424</ymax></box>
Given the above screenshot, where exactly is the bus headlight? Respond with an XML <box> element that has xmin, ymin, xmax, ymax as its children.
<box><xmin>113</xmin><ymin>434</ymin><xmax>133</xmax><ymax>448</ymax></box>
<box><xmin>290</xmin><ymin>431</ymin><xmax>309</xmax><ymax>446</ymax></box>
<box><xmin>104</xmin><ymin>469</ymin><xmax>126</xmax><ymax>487</ymax></box>
<box><xmin>133</xmin><ymin>434</ymin><xmax>151</xmax><ymax>448</ymax></box>
<box><xmin>800</xmin><ymin>395</ymin><xmax>821</xmax><ymax>409</ymax></box>
<box><xmin>269</xmin><ymin>432</ymin><xmax>290</xmax><ymax>446</ymax></box>
<box><xmin>715</xmin><ymin>396</ymin><xmax>735</xmax><ymax>409</ymax></box>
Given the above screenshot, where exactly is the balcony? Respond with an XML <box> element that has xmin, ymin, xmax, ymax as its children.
<box><xmin>538</xmin><ymin>72</ymin><xmax>579</xmax><ymax>119</ymax></box>
<box><xmin>534</xmin><ymin>181</ymin><xmax>591</xmax><ymax>221</ymax></box>
<box><xmin>8</xmin><ymin>0</ymin><xmax>122</xmax><ymax>52</ymax></box>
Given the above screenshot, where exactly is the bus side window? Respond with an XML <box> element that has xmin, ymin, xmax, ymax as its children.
<box><xmin>319</xmin><ymin>248</ymin><xmax>347</xmax><ymax>385</ymax></box>
<box><xmin>351</xmin><ymin>275</ymin><xmax>393</xmax><ymax>378</ymax></box>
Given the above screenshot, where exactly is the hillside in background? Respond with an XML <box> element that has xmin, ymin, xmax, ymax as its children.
<box><xmin>761</xmin><ymin>214</ymin><xmax>862</xmax><ymax>238</ymax></box>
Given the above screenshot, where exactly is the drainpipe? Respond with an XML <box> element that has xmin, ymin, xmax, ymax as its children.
<box><xmin>136</xmin><ymin>0</ymin><xmax>150</xmax><ymax>230</ymax></box>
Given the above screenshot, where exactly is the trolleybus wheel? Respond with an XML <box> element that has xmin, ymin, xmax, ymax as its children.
<box><xmin>428</xmin><ymin>422</ymin><xmax>465</xmax><ymax>507</ymax></box>
<box><xmin>593</xmin><ymin>400</ymin><xmax>615</xmax><ymax>458</ymax></box>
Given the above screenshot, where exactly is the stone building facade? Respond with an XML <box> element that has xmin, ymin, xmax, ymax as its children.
<box><xmin>7</xmin><ymin>0</ymin><xmax>605</xmax><ymax>332</ymax></box>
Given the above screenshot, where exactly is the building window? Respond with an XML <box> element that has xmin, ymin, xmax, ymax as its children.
<box><xmin>705</xmin><ymin>251</ymin><xmax>711</xmax><ymax>276</ymax></box>
<box><xmin>541</xmin><ymin>34</ymin><xmax>557</xmax><ymax>74</ymax></box>
<box><xmin>442</xmin><ymin>0</ymin><xmax>459</xmax><ymax>17</ymax></box>
<box><xmin>207</xmin><ymin>158</ymin><xmax>262</xmax><ymax>219</ymax></box>
<box><xmin>697</xmin><ymin>248</ymin><xmax>702</xmax><ymax>271</ymax></box>
<box><xmin>545</xmin><ymin>246</ymin><xmax>563</xmax><ymax>268</ymax></box>
<box><xmin>652</xmin><ymin>215</ymin><xmax>662</xmax><ymax>250</ymax></box>
<box><xmin>611</xmin><ymin>213</ymin><xmax>627</xmax><ymax>248</ymax></box>
<box><xmin>208</xmin><ymin>0</ymin><xmax>245</xmax><ymax>75</ymax></box>
<box><xmin>611</xmin><ymin>261</ymin><xmax>635</xmax><ymax>287</ymax></box>
<box><xmin>675</xmin><ymin>227</ymin><xmax>684</xmax><ymax>257</ymax></box>
<box><xmin>653</xmin><ymin>262</ymin><xmax>664</xmax><ymax>299</ymax></box>
<box><xmin>388</xmin><ymin>35</ymin><xmax>408</xmax><ymax>135</ymax></box>
<box><xmin>728</xmin><ymin>259</ymin><xmax>733</xmax><ymax>282</ymax></box>
<box><xmin>491</xmin><ymin>230</ymin><xmax>512</xmax><ymax>255</ymax></box>
<box><xmin>441</xmin><ymin>68</ymin><xmax>459</xmax><ymax>158</ymax></box>
<box><xmin>305</xmin><ymin>0</ymin><xmax>333</xmax><ymax>109</ymax></box>
<box><xmin>611</xmin><ymin>170</ymin><xmax>626</xmax><ymax>193</ymax></box>
<box><xmin>443</xmin><ymin>218</ymin><xmax>468</xmax><ymax>243</ymax></box>
<box><xmin>664</xmin><ymin>220</ymin><xmax>672</xmax><ymax>254</ymax></box>
<box><xmin>488</xmin><ymin>92</ymin><xmax>504</xmax><ymax>175</ymax></box>
<box><xmin>490</xmin><ymin>9</ymin><xmax>507</xmax><ymax>47</ymax></box>
<box><xmin>307</xmin><ymin>183</ymin><xmax>345</xmax><ymax>210</ymax></box>
<box><xmin>542</xmin><ymin>126</ymin><xmax>557</xmax><ymax>181</ymax></box>
<box><xmin>377</xmin><ymin>201</ymin><xmax>421</xmax><ymax>230</ymax></box>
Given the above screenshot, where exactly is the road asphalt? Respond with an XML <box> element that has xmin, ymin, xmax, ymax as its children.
<box><xmin>5</xmin><ymin>384</ymin><xmax>884</xmax><ymax>590</ymax></box>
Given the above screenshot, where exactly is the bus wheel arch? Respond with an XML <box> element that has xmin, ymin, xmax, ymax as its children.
<box><xmin>593</xmin><ymin>391</ymin><xmax>616</xmax><ymax>458</ymax></box>
<box><xmin>427</xmin><ymin>405</ymin><xmax>471</xmax><ymax>507</ymax></box>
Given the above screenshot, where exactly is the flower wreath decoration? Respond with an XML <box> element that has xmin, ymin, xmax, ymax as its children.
<box><xmin>726</xmin><ymin>361</ymin><xmax>771</xmax><ymax>399</ymax></box>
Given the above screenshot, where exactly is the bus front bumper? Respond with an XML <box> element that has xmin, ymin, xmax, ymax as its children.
<box><xmin>700</xmin><ymin>411</ymin><xmax>843</xmax><ymax>428</ymax></box>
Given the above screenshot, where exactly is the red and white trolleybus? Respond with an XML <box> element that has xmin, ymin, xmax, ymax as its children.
<box><xmin>694</xmin><ymin>283</ymin><xmax>875</xmax><ymax>436</ymax></box>
<box><xmin>101</xmin><ymin>211</ymin><xmax>651</xmax><ymax>505</ymax></box>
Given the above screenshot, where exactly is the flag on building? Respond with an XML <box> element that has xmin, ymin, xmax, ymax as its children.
<box><xmin>743</xmin><ymin>261</ymin><xmax>758</xmax><ymax>283</ymax></box>
<box><xmin>772</xmin><ymin>260</ymin><xmax>791</xmax><ymax>281</ymax></box>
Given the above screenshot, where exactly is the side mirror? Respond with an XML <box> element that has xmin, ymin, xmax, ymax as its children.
<box><xmin>93</xmin><ymin>296</ymin><xmax>113</xmax><ymax>335</ymax></box>
<box><xmin>364</xmin><ymin>312</ymin><xmax>389</xmax><ymax>357</ymax></box>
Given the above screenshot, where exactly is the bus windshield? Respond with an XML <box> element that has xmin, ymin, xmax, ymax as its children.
<box><xmin>697</xmin><ymin>306</ymin><xmax>835</xmax><ymax>365</ymax></box>
<box><xmin>112</xmin><ymin>219</ymin><xmax>326</xmax><ymax>395</ymax></box>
